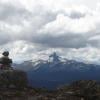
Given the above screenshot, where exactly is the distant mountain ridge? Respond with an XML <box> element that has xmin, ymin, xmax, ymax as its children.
<box><xmin>13</xmin><ymin>52</ymin><xmax>100</xmax><ymax>89</ymax></box>
<box><xmin>13</xmin><ymin>52</ymin><xmax>100</xmax><ymax>71</ymax></box>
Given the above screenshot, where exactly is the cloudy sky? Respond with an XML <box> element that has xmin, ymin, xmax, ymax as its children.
<box><xmin>0</xmin><ymin>0</ymin><xmax>100</xmax><ymax>64</ymax></box>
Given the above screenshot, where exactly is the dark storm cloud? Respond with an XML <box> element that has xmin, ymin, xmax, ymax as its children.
<box><xmin>31</xmin><ymin>33</ymin><xmax>88</xmax><ymax>48</ymax></box>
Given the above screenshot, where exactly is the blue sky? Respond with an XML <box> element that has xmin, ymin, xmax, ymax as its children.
<box><xmin>0</xmin><ymin>0</ymin><xmax>100</xmax><ymax>64</ymax></box>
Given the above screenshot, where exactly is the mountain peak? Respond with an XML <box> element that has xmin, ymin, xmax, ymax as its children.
<box><xmin>49</xmin><ymin>52</ymin><xmax>60</xmax><ymax>63</ymax></box>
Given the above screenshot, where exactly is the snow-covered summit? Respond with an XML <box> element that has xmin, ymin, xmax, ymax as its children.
<box><xmin>13</xmin><ymin>52</ymin><xmax>100</xmax><ymax>72</ymax></box>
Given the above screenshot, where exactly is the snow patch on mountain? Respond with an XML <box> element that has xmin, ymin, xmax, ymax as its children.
<box><xmin>13</xmin><ymin>52</ymin><xmax>100</xmax><ymax>72</ymax></box>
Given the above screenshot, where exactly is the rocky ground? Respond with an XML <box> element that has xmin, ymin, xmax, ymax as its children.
<box><xmin>0</xmin><ymin>82</ymin><xmax>100</xmax><ymax>100</ymax></box>
<box><xmin>0</xmin><ymin>88</ymin><xmax>79</xmax><ymax>100</ymax></box>
<box><xmin>0</xmin><ymin>70</ymin><xmax>100</xmax><ymax>100</ymax></box>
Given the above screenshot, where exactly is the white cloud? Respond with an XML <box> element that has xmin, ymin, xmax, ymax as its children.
<box><xmin>0</xmin><ymin>0</ymin><xmax>100</xmax><ymax>64</ymax></box>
